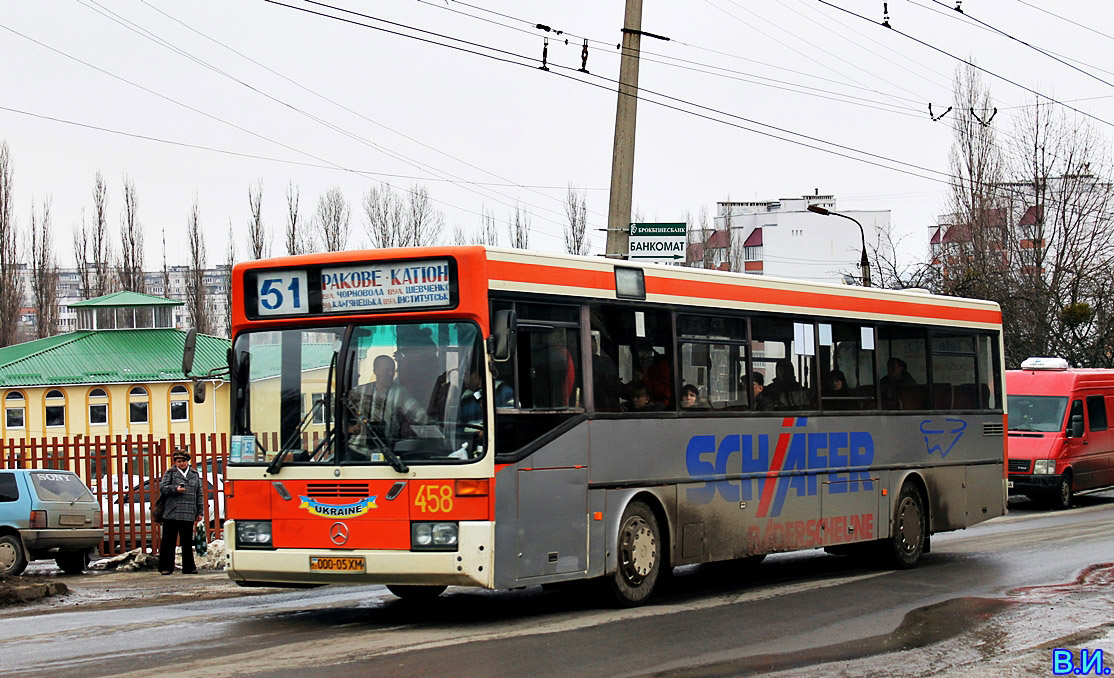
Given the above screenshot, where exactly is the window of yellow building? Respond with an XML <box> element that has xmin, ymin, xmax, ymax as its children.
<box><xmin>129</xmin><ymin>386</ymin><xmax>149</xmax><ymax>425</ymax></box>
<box><xmin>5</xmin><ymin>392</ymin><xmax>25</xmax><ymax>429</ymax></box>
<box><xmin>45</xmin><ymin>389</ymin><xmax>66</xmax><ymax>428</ymax></box>
<box><xmin>170</xmin><ymin>384</ymin><xmax>189</xmax><ymax>422</ymax></box>
<box><xmin>89</xmin><ymin>387</ymin><xmax>109</xmax><ymax>426</ymax></box>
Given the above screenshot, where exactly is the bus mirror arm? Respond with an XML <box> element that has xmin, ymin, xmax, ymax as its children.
<box><xmin>488</xmin><ymin>310</ymin><xmax>518</xmax><ymax>361</ymax></box>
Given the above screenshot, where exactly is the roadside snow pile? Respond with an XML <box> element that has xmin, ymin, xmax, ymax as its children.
<box><xmin>0</xmin><ymin>575</ymin><xmax>69</xmax><ymax>606</ymax></box>
<box><xmin>173</xmin><ymin>539</ymin><xmax>226</xmax><ymax>571</ymax></box>
<box><xmin>95</xmin><ymin>549</ymin><xmax>159</xmax><ymax>571</ymax></box>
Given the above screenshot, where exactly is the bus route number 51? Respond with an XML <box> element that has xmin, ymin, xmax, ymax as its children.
<box><xmin>256</xmin><ymin>271</ymin><xmax>309</xmax><ymax>316</ymax></box>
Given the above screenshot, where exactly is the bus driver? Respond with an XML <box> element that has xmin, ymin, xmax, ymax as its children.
<box><xmin>347</xmin><ymin>354</ymin><xmax>429</xmax><ymax>451</ymax></box>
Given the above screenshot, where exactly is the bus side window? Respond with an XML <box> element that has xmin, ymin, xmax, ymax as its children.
<box><xmin>930</xmin><ymin>333</ymin><xmax>977</xmax><ymax>411</ymax></box>
<box><xmin>592</xmin><ymin>304</ymin><xmax>674</xmax><ymax>412</ymax></box>
<box><xmin>751</xmin><ymin>317</ymin><xmax>815</xmax><ymax>412</ymax></box>
<box><xmin>818</xmin><ymin>322</ymin><xmax>876</xmax><ymax>411</ymax></box>
<box><xmin>878</xmin><ymin>325</ymin><xmax>929</xmax><ymax>410</ymax></box>
<box><xmin>678</xmin><ymin>314</ymin><xmax>747</xmax><ymax>411</ymax></box>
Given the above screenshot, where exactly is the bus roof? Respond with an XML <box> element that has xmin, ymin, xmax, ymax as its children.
<box><xmin>233</xmin><ymin>245</ymin><xmax>1002</xmax><ymax>331</ymax></box>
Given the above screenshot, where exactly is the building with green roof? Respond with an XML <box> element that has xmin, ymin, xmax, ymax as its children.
<box><xmin>0</xmin><ymin>292</ymin><xmax>230</xmax><ymax>442</ymax></box>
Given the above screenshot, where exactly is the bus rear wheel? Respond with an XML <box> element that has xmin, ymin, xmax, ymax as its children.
<box><xmin>387</xmin><ymin>584</ymin><xmax>446</xmax><ymax>600</ymax></box>
<box><xmin>884</xmin><ymin>484</ymin><xmax>926</xmax><ymax>569</ymax></box>
<box><xmin>608</xmin><ymin>500</ymin><xmax>662</xmax><ymax>607</ymax></box>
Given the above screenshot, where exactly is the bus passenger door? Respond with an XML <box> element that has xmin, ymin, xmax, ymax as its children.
<box><xmin>516</xmin><ymin>467</ymin><xmax>588</xmax><ymax>578</ymax></box>
<box><xmin>820</xmin><ymin>474</ymin><xmax>880</xmax><ymax>548</ymax></box>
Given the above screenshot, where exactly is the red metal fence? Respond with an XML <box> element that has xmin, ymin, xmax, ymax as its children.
<box><xmin>0</xmin><ymin>433</ymin><xmax>228</xmax><ymax>556</ymax></box>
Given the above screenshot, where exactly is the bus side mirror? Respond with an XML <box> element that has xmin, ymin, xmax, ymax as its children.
<box><xmin>1069</xmin><ymin>413</ymin><xmax>1084</xmax><ymax>438</ymax></box>
<box><xmin>182</xmin><ymin>328</ymin><xmax>197</xmax><ymax>376</ymax></box>
<box><xmin>488</xmin><ymin>310</ymin><xmax>517</xmax><ymax>362</ymax></box>
<box><xmin>193</xmin><ymin>380</ymin><xmax>206</xmax><ymax>404</ymax></box>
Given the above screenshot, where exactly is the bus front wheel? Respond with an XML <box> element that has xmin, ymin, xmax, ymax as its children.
<box><xmin>609</xmin><ymin>500</ymin><xmax>662</xmax><ymax>607</ymax></box>
<box><xmin>884</xmin><ymin>484</ymin><xmax>926</xmax><ymax>569</ymax></box>
<box><xmin>387</xmin><ymin>584</ymin><xmax>446</xmax><ymax>601</ymax></box>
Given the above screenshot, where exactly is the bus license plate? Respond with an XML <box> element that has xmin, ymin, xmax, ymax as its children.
<box><xmin>309</xmin><ymin>556</ymin><xmax>365</xmax><ymax>573</ymax></box>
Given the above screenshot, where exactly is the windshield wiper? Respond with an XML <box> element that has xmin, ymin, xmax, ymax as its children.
<box><xmin>266</xmin><ymin>398</ymin><xmax>328</xmax><ymax>475</ymax></box>
<box><xmin>343</xmin><ymin>392</ymin><xmax>409</xmax><ymax>473</ymax></box>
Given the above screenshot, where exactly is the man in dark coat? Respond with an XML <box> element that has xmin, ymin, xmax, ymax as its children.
<box><xmin>158</xmin><ymin>450</ymin><xmax>204</xmax><ymax>575</ymax></box>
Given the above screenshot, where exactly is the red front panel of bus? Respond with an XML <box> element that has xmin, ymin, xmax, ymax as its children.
<box><xmin>227</xmin><ymin>479</ymin><xmax>493</xmax><ymax>550</ymax></box>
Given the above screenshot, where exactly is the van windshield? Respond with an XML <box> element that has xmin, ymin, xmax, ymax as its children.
<box><xmin>1007</xmin><ymin>395</ymin><xmax>1068</xmax><ymax>432</ymax></box>
<box><xmin>30</xmin><ymin>472</ymin><xmax>94</xmax><ymax>502</ymax></box>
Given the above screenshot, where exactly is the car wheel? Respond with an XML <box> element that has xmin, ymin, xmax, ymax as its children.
<box><xmin>386</xmin><ymin>585</ymin><xmax>447</xmax><ymax>600</ymax></box>
<box><xmin>883</xmin><ymin>483</ymin><xmax>926</xmax><ymax>569</ymax></box>
<box><xmin>1049</xmin><ymin>472</ymin><xmax>1073</xmax><ymax>510</ymax></box>
<box><xmin>608</xmin><ymin>500</ymin><xmax>663</xmax><ymax>606</ymax></box>
<box><xmin>55</xmin><ymin>550</ymin><xmax>90</xmax><ymax>574</ymax></box>
<box><xmin>0</xmin><ymin>534</ymin><xmax>28</xmax><ymax>577</ymax></box>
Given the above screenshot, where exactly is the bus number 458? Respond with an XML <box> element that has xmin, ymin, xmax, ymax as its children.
<box><xmin>414</xmin><ymin>485</ymin><xmax>453</xmax><ymax>514</ymax></box>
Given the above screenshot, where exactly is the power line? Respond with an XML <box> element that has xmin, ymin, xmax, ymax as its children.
<box><xmin>922</xmin><ymin>0</ymin><xmax>1114</xmax><ymax>92</ymax></box>
<box><xmin>79</xmin><ymin>0</ymin><xmax>597</xmax><ymax>244</ymax></box>
<box><xmin>1015</xmin><ymin>0</ymin><xmax>1114</xmax><ymax>45</ymax></box>
<box><xmin>277</xmin><ymin>0</ymin><xmax>958</xmax><ymax>185</ymax></box>
<box><xmin>815</xmin><ymin>1</ymin><xmax>1114</xmax><ymax>130</ymax></box>
<box><xmin>0</xmin><ymin>104</ymin><xmax>589</xmax><ymax>190</ymax></box>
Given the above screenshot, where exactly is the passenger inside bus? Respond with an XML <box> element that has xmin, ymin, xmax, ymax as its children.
<box><xmin>756</xmin><ymin>359</ymin><xmax>811</xmax><ymax>411</ymax></box>
<box><xmin>680</xmin><ymin>383</ymin><xmax>709</xmax><ymax>409</ymax></box>
<box><xmin>626</xmin><ymin>384</ymin><xmax>665</xmax><ymax>412</ymax></box>
<box><xmin>347</xmin><ymin>355</ymin><xmax>430</xmax><ymax>453</ymax></box>
<box><xmin>880</xmin><ymin>357</ymin><xmax>917</xmax><ymax>404</ymax></box>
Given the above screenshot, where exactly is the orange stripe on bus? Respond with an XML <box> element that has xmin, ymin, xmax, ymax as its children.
<box><xmin>488</xmin><ymin>260</ymin><xmax>1001</xmax><ymax>325</ymax></box>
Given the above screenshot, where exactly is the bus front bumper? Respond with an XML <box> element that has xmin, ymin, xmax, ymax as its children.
<box><xmin>224</xmin><ymin>520</ymin><xmax>494</xmax><ymax>588</ymax></box>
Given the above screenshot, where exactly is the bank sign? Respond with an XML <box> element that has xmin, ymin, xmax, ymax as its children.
<box><xmin>628</xmin><ymin>223</ymin><xmax>687</xmax><ymax>263</ymax></box>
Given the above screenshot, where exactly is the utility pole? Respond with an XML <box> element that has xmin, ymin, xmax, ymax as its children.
<box><xmin>605</xmin><ymin>0</ymin><xmax>644</xmax><ymax>258</ymax></box>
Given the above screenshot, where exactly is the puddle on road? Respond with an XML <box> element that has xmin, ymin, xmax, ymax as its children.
<box><xmin>648</xmin><ymin>597</ymin><xmax>1013</xmax><ymax>678</ymax></box>
<box><xmin>1007</xmin><ymin>562</ymin><xmax>1114</xmax><ymax>602</ymax></box>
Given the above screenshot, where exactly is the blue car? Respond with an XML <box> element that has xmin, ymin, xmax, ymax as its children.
<box><xmin>0</xmin><ymin>469</ymin><xmax>104</xmax><ymax>576</ymax></box>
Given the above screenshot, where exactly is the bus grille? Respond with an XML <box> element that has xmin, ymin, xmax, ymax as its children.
<box><xmin>983</xmin><ymin>422</ymin><xmax>1005</xmax><ymax>436</ymax></box>
<box><xmin>305</xmin><ymin>483</ymin><xmax>371</xmax><ymax>498</ymax></box>
<box><xmin>1008</xmin><ymin>459</ymin><xmax>1030</xmax><ymax>473</ymax></box>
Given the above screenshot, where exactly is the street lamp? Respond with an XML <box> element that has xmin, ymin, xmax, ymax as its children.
<box><xmin>807</xmin><ymin>204</ymin><xmax>871</xmax><ymax>287</ymax></box>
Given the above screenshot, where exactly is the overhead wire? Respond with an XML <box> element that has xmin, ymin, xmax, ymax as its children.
<box><xmin>921</xmin><ymin>0</ymin><xmax>1114</xmax><ymax>91</ymax></box>
<box><xmin>814</xmin><ymin>1</ymin><xmax>1114</xmax><ymax>130</ymax></box>
<box><xmin>1015</xmin><ymin>0</ymin><xmax>1114</xmax><ymax>45</ymax></box>
<box><xmin>80</xmin><ymin>0</ymin><xmax>598</xmax><ymax>244</ymax></box>
<box><xmin>280</xmin><ymin>0</ymin><xmax>959</xmax><ymax>186</ymax></box>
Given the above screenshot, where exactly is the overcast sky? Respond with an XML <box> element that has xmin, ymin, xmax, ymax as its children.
<box><xmin>2</xmin><ymin>0</ymin><xmax>1113</xmax><ymax>269</ymax></box>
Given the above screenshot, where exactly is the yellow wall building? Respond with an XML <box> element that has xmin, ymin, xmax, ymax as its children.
<box><xmin>0</xmin><ymin>292</ymin><xmax>230</xmax><ymax>444</ymax></box>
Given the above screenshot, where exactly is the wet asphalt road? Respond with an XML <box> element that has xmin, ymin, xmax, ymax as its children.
<box><xmin>4</xmin><ymin>491</ymin><xmax>1114</xmax><ymax>678</ymax></box>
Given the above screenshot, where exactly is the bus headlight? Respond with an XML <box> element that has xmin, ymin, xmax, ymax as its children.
<box><xmin>1032</xmin><ymin>460</ymin><xmax>1056</xmax><ymax>475</ymax></box>
<box><xmin>412</xmin><ymin>522</ymin><xmax>458</xmax><ymax>551</ymax></box>
<box><xmin>236</xmin><ymin>520</ymin><xmax>273</xmax><ymax>548</ymax></box>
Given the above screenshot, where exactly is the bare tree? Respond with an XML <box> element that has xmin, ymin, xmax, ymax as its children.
<box><xmin>247</xmin><ymin>179</ymin><xmax>269</xmax><ymax>260</ymax></box>
<box><xmin>225</xmin><ymin>218</ymin><xmax>236</xmax><ymax>337</ymax></box>
<box><xmin>0</xmin><ymin>141</ymin><xmax>21</xmax><ymax>347</ymax></box>
<box><xmin>89</xmin><ymin>171</ymin><xmax>115</xmax><ymax>297</ymax></box>
<box><xmin>185</xmin><ymin>197</ymin><xmax>212</xmax><ymax>334</ymax></box>
<box><xmin>29</xmin><ymin>196</ymin><xmax>59</xmax><ymax>338</ymax></box>
<box><xmin>160</xmin><ymin>225</ymin><xmax>170</xmax><ymax>295</ymax></box>
<box><xmin>564</xmin><ymin>184</ymin><xmax>589</xmax><ymax>256</ymax></box>
<box><xmin>73</xmin><ymin>208</ymin><xmax>91</xmax><ymax>299</ymax></box>
<box><xmin>477</xmin><ymin>207</ymin><xmax>499</xmax><ymax>246</ymax></box>
<box><xmin>285</xmin><ymin>181</ymin><xmax>309</xmax><ymax>255</ymax></box>
<box><xmin>362</xmin><ymin>184</ymin><xmax>404</xmax><ymax>249</ymax></box>
<box><xmin>451</xmin><ymin>224</ymin><xmax>470</xmax><ymax>245</ymax></box>
<box><xmin>404</xmin><ymin>184</ymin><xmax>443</xmax><ymax>246</ymax></box>
<box><xmin>118</xmin><ymin>174</ymin><xmax>145</xmax><ymax>292</ymax></box>
<box><xmin>507</xmin><ymin>204</ymin><xmax>530</xmax><ymax>249</ymax></box>
<box><xmin>315</xmin><ymin>187</ymin><xmax>350</xmax><ymax>252</ymax></box>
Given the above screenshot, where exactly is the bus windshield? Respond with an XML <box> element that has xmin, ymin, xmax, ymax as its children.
<box><xmin>231</xmin><ymin>321</ymin><xmax>487</xmax><ymax>466</ymax></box>
<box><xmin>1006</xmin><ymin>395</ymin><xmax>1068</xmax><ymax>432</ymax></box>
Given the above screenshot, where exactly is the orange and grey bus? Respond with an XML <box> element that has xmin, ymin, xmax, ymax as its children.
<box><xmin>211</xmin><ymin>246</ymin><xmax>1006</xmax><ymax>605</ymax></box>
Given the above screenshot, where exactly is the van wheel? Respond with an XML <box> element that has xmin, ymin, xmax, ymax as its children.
<box><xmin>1049</xmin><ymin>472</ymin><xmax>1073</xmax><ymax>510</ymax></box>
<box><xmin>883</xmin><ymin>484</ymin><xmax>926</xmax><ymax>569</ymax></box>
<box><xmin>0</xmin><ymin>534</ymin><xmax>28</xmax><ymax>576</ymax></box>
<box><xmin>387</xmin><ymin>585</ymin><xmax>446</xmax><ymax>600</ymax></box>
<box><xmin>55</xmin><ymin>550</ymin><xmax>90</xmax><ymax>574</ymax></box>
<box><xmin>608</xmin><ymin>500</ymin><xmax>662</xmax><ymax>606</ymax></box>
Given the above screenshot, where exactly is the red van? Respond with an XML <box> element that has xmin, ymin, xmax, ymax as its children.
<box><xmin>1006</xmin><ymin>357</ymin><xmax>1114</xmax><ymax>508</ymax></box>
